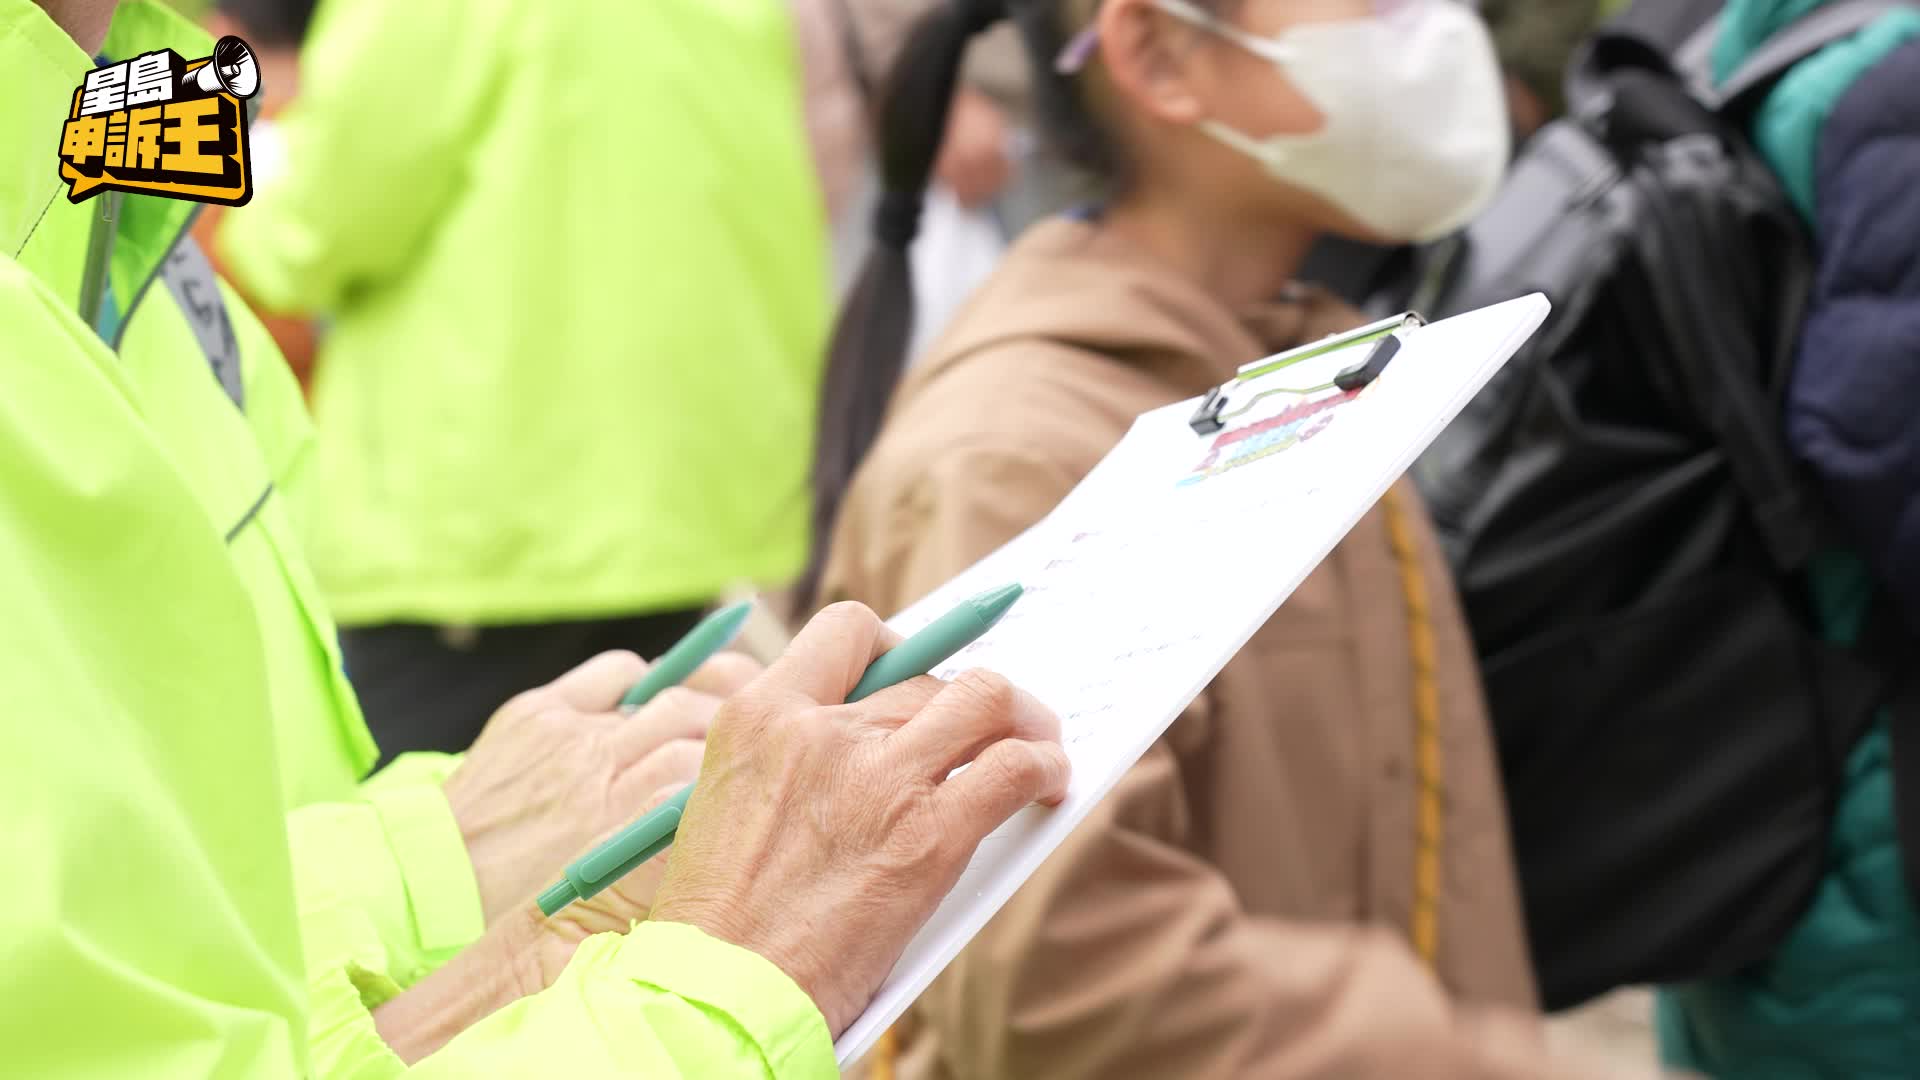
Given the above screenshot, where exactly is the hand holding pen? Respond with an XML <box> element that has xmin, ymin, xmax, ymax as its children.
<box><xmin>645</xmin><ymin>598</ymin><xmax>1070</xmax><ymax>1038</ymax></box>
<box><xmin>438</xmin><ymin>632</ymin><xmax>760</xmax><ymax>925</ymax></box>
<box><xmin>379</xmin><ymin>593</ymin><xmax>1069</xmax><ymax>1062</ymax></box>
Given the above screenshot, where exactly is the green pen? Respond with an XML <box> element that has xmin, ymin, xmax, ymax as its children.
<box><xmin>618</xmin><ymin>601</ymin><xmax>755</xmax><ymax>714</ymax></box>
<box><xmin>536</xmin><ymin>581</ymin><xmax>1025</xmax><ymax>916</ymax></box>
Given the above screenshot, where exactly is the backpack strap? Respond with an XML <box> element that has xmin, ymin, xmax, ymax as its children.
<box><xmin>1672</xmin><ymin>14</ymin><xmax>1724</xmax><ymax>100</ymax></box>
<box><xmin>1712</xmin><ymin>0</ymin><xmax>1915</xmax><ymax>114</ymax></box>
<box><xmin>1567</xmin><ymin>0</ymin><xmax>1724</xmax><ymax>114</ymax></box>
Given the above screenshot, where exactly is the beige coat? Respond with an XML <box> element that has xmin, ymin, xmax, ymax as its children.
<box><xmin>823</xmin><ymin>218</ymin><xmax>1556</xmax><ymax>1079</ymax></box>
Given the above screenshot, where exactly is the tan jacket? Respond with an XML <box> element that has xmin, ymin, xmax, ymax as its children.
<box><xmin>823</xmin><ymin>218</ymin><xmax>1556</xmax><ymax>1079</ymax></box>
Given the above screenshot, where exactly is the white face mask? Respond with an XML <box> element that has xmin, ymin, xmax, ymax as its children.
<box><xmin>1156</xmin><ymin>0</ymin><xmax>1510</xmax><ymax>243</ymax></box>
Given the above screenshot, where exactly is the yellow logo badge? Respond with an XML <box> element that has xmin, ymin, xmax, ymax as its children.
<box><xmin>57</xmin><ymin>36</ymin><xmax>262</xmax><ymax>206</ymax></box>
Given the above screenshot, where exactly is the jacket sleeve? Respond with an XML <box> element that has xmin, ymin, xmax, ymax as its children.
<box><xmin>306</xmin><ymin>923</ymin><xmax>838</xmax><ymax>1080</ymax></box>
<box><xmin>854</xmin><ymin>445</ymin><xmax>1583</xmax><ymax>1080</ymax></box>
<box><xmin>1784</xmin><ymin>42</ymin><xmax>1920</xmax><ymax>633</ymax></box>
<box><xmin>216</xmin><ymin>0</ymin><xmax>512</xmax><ymax>315</ymax></box>
<box><xmin>288</xmin><ymin>753</ymin><xmax>486</xmax><ymax>993</ymax></box>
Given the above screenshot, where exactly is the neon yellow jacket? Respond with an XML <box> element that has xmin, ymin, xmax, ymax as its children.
<box><xmin>0</xmin><ymin>256</ymin><xmax>837</xmax><ymax>1078</ymax></box>
<box><xmin>17</xmin><ymin>0</ymin><xmax>480</xmax><ymax>994</ymax></box>
<box><xmin>4</xmin><ymin>3</ymin><xmax>834</xmax><ymax>1073</ymax></box>
<box><xmin>220</xmin><ymin>0</ymin><xmax>831</xmax><ymax>627</ymax></box>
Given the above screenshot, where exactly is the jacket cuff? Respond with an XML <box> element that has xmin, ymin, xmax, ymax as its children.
<box><xmin>306</xmin><ymin>964</ymin><xmax>408</xmax><ymax>1080</ymax></box>
<box><xmin>610</xmin><ymin>922</ymin><xmax>837</xmax><ymax>1078</ymax></box>
<box><xmin>364</xmin><ymin>776</ymin><xmax>485</xmax><ymax>960</ymax></box>
<box><xmin>286</xmin><ymin>758</ymin><xmax>480</xmax><ymax>989</ymax></box>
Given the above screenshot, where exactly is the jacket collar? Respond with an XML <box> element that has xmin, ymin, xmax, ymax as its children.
<box><xmin>4</xmin><ymin>0</ymin><xmax>212</xmax><ymax>308</ymax></box>
<box><xmin>1</xmin><ymin>0</ymin><xmax>90</xmax><ymax>257</ymax></box>
<box><xmin>912</xmin><ymin>216</ymin><xmax>1360</xmax><ymax>401</ymax></box>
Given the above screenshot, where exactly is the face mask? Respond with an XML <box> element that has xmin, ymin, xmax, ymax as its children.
<box><xmin>1155</xmin><ymin>0</ymin><xmax>1509</xmax><ymax>243</ymax></box>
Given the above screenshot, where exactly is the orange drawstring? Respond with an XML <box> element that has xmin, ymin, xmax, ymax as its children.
<box><xmin>1382</xmin><ymin>486</ymin><xmax>1444</xmax><ymax>968</ymax></box>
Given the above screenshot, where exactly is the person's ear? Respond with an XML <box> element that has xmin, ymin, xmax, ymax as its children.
<box><xmin>1096</xmin><ymin>0</ymin><xmax>1208</xmax><ymax>126</ymax></box>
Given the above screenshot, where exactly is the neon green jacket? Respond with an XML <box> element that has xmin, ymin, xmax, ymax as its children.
<box><xmin>17</xmin><ymin>0</ymin><xmax>480</xmax><ymax>995</ymax></box>
<box><xmin>4</xmin><ymin>2</ymin><xmax>834</xmax><ymax>1073</ymax></box>
<box><xmin>219</xmin><ymin>0</ymin><xmax>831</xmax><ymax>627</ymax></box>
<box><xmin>0</xmin><ymin>256</ymin><xmax>837</xmax><ymax>1079</ymax></box>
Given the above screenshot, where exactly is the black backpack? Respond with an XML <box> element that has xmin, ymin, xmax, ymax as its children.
<box><xmin>1412</xmin><ymin>0</ymin><xmax>1913</xmax><ymax>1010</ymax></box>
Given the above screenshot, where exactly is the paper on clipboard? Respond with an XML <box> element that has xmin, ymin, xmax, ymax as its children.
<box><xmin>834</xmin><ymin>293</ymin><xmax>1551</xmax><ymax>1064</ymax></box>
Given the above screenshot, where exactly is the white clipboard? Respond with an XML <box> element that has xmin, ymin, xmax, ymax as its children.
<box><xmin>836</xmin><ymin>293</ymin><xmax>1552</xmax><ymax>1064</ymax></box>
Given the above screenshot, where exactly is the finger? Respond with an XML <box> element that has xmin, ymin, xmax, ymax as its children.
<box><xmin>759</xmin><ymin>600</ymin><xmax>903</xmax><ymax>705</ymax></box>
<box><xmin>682</xmin><ymin>651</ymin><xmax>763</xmax><ymax>698</ymax></box>
<box><xmin>611</xmin><ymin>737</ymin><xmax>708</xmax><ymax>810</ymax></box>
<box><xmin>612</xmin><ymin>687</ymin><xmax>720</xmax><ymax>762</ymax></box>
<box><xmin>834</xmin><ymin>674</ymin><xmax>945</xmax><ymax>734</ymax></box>
<box><xmin>936</xmin><ymin>738</ymin><xmax>1072</xmax><ymax>842</ymax></box>
<box><xmin>547</xmin><ymin>650</ymin><xmax>648</xmax><ymax>712</ymax></box>
<box><xmin>890</xmin><ymin>670</ymin><xmax>1061</xmax><ymax>779</ymax></box>
<box><xmin>643</xmin><ymin>781</ymin><xmax>687</xmax><ymax>815</ymax></box>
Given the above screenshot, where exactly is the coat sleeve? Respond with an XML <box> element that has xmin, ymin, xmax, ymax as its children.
<box><xmin>306</xmin><ymin>923</ymin><xmax>839</xmax><ymax>1080</ymax></box>
<box><xmin>287</xmin><ymin>753</ymin><xmax>486</xmax><ymax>994</ymax></box>
<box><xmin>1784</xmin><ymin>41</ymin><xmax>1920</xmax><ymax>633</ymax></box>
<box><xmin>216</xmin><ymin>0</ymin><xmax>513</xmax><ymax>315</ymax></box>
<box><xmin>845</xmin><ymin>445</ymin><xmax>1581</xmax><ymax>1080</ymax></box>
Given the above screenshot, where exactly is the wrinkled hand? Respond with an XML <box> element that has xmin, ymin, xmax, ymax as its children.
<box><xmin>935</xmin><ymin>86</ymin><xmax>1012</xmax><ymax>208</ymax></box>
<box><xmin>648</xmin><ymin>602</ymin><xmax>1072</xmax><ymax>1037</ymax></box>
<box><xmin>442</xmin><ymin>649</ymin><xmax>760</xmax><ymax>924</ymax></box>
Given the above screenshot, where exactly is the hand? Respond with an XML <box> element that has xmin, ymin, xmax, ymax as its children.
<box><xmin>648</xmin><ymin>602</ymin><xmax>1072</xmax><ymax>1036</ymax></box>
<box><xmin>376</xmin><ymin>675</ymin><xmax>735</xmax><ymax>1067</ymax></box>
<box><xmin>935</xmin><ymin>87</ymin><xmax>1012</xmax><ymax>209</ymax></box>
<box><xmin>443</xmin><ymin>649</ymin><xmax>760</xmax><ymax>923</ymax></box>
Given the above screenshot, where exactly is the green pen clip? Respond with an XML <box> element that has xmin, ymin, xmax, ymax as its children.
<box><xmin>538</xmin><ymin>787</ymin><xmax>691</xmax><ymax>915</ymax></box>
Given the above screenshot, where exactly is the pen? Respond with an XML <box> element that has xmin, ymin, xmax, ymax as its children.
<box><xmin>536</xmin><ymin>581</ymin><xmax>1026</xmax><ymax>916</ymax></box>
<box><xmin>618</xmin><ymin>601</ymin><xmax>755</xmax><ymax>714</ymax></box>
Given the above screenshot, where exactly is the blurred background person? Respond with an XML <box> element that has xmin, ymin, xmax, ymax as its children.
<box><xmin>796</xmin><ymin>1</ymin><xmax>1656</xmax><ymax>1076</ymax></box>
<box><xmin>1480</xmin><ymin>0</ymin><xmax>1628</xmax><ymax>146</ymax></box>
<box><xmin>791</xmin><ymin>0</ymin><xmax>1099</xmax><ymax>361</ymax></box>
<box><xmin>1655</xmin><ymin>0</ymin><xmax>1920</xmax><ymax>1076</ymax></box>
<box><xmin>220</xmin><ymin>0</ymin><xmax>833</xmax><ymax>763</ymax></box>
<box><xmin>1298</xmin><ymin>0</ymin><xmax>1619</xmax><ymax>313</ymax></box>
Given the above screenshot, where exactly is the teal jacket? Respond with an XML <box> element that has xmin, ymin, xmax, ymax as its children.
<box><xmin>1656</xmin><ymin>2</ymin><xmax>1920</xmax><ymax>1076</ymax></box>
<box><xmin>220</xmin><ymin>0</ymin><xmax>830</xmax><ymax>627</ymax></box>
<box><xmin>2</xmin><ymin>1</ymin><xmax>835</xmax><ymax>1074</ymax></box>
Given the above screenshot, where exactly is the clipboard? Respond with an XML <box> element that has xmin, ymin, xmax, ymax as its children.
<box><xmin>1189</xmin><ymin>311</ymin><xmax>1427</xmax><ymax>435</ymax></box>
<box><xmin>834</xmin><ymin>294</ymin><xmax>1551</xmax><ymax>1066</ymax></box>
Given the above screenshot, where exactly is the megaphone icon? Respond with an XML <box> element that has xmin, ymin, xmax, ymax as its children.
<box><xmin>184</xmin><ymin>36</ymin><xmax>260</xmax><ymax>99</ymax></box>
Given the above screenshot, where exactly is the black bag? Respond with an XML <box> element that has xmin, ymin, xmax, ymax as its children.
<box><xmin>1412</xmin><ymin>1</ymin><xmax>1909</xmax><ymax>1010</ymax></box>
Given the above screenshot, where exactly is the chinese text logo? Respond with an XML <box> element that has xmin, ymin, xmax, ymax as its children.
<box><xmin>57</xmin><ymin>36</ymin><xmax>261</xmax><ymax>206</ymax></box>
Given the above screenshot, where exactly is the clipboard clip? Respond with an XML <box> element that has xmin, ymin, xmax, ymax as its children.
<box><xmin>1189</xmin><ymin>311</ymin><xmax>1426</xmax><ymax>436</ymax></box>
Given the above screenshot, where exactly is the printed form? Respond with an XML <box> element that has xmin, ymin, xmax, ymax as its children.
<box><xmin>836</xmin><ymin>294</ymin><xmax>1551</xmax><ymax>1064</ymax></box>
